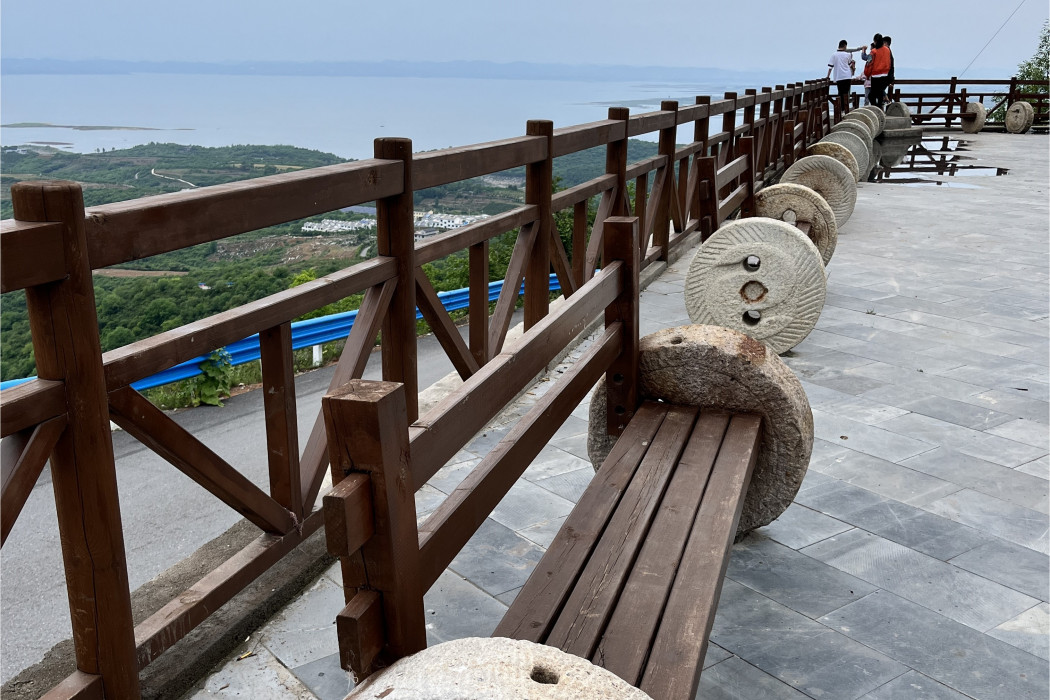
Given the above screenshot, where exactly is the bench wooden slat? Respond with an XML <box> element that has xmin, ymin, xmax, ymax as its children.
<box><xmin>545</xmin><ymin>405</ymin><xmax>699</xmax><ymax>659</ymax></box>
<box><xmin>592</xmin><ymin>410</ymin><xmax>732</xmax><ymax>684</ymax></box>
<box><xmin>492</xmin><ymin>402</ymin><xmax>668</xmax><ymax>642</ymax></box>
<box><xmin>640</xmin><ymin>413</ymin><xmax>763</xmax><ymax>700</ymax></box>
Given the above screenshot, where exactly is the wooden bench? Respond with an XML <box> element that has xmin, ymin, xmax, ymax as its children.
<box><xmin>320</xmin><ymin>216</ymin><xmax>764</xmax><ymax>700</ymax></box>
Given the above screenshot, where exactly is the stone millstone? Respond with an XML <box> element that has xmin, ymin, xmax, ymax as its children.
<box><xmin>347</xmin><ymin>638</ymin><xmax>652</xmax><ymax>699</ymax></box>
<box><xmin>683</xmin><ymin>217</ymin><xmax>826</xmax><ymax>354</ymax></box>
<box><xmin>1005</xmin><ymin>101</ymin><xmax>1035</xmax><ymax>134</ymax></box>
<box><xmin>831</xmin><ymin>119</ymin><xmax>874</xmax><ymax>144</ymax></box>
<box><xmin>780</xmin><ymin>155</ymin><xmax>857</xmax><ymax>227</ymax></box>
<box><xmin>587</xmin><ymin>325</ymin><xmax>814</xmax><ymax>535</ymax></box>
<box><xmin>960</xmin><ymin>101</ymin><xmax>987</xmax><ymax>134</ymax></box>
<box><xmin>884</xmin><ymin>101</ymin><xmax>911</xmax><ymax>118</ymax></box>
<box><xmin>754</xmin><ymin>183</ymin><xmax>838</xmax><ymax>264</ymax></box>
<box><xmin>818</xmin><ymin>131</ymin><xmax>869</xmax><ymax>182</ymax></box>
<box><xmin>807</xmin><ymin>140</ymin><xmax>860</xmax><ymax>182</ymax></box>
<box><xmin>844</xmin><ymin>109</ymin><xmax>880</xmax><ymax>137</ymax></box>
<box><xmin>883</xmin><ymin>115</ymin><xmax>912</xmax><ymax>131</ymax></box>
<box><xmin>858</xmin><ymin>105</ymin><xmax>886</xmax><ymax>133</ymax></box>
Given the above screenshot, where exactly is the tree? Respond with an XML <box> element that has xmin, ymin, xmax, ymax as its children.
<box><xmin>1017</xmin><ymin>20</ymin><xmax>1050</xmax><ymax>84</ymax></box>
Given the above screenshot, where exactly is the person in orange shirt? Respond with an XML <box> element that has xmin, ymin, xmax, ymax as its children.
<box><xmin>864</xmin><ymin>34</ymin><xmax>893</xmax><ymax>108</ymax></box>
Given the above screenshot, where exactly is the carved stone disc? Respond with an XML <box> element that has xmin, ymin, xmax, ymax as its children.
<box><xmin>780</xmin><ymin>155</ymin><xmax>857</xmax><ymax>226</ymax></box>
<box><xmin>960</xmin><ymin>101</ymin><xmax>987</xmax><ymax>134</ymax></box>
<box><xmin>684</xmin><ymin>217</ymin><xmax>827</xmax><ymax>355</ymax></box>
<box><xmin>831</xmin><ymin>118</ymin><xmax>874</xmax><ymax>147</ymax></box>
<box><xmin>818</xmin><ymin>131</ymin><xmax>869</xmax><ymax>182</ymax></box>
<box><xmin>885</xmin><ymin>101</ymin><xmax>911</xmax><ymax>118</ymax></box>
<box><xmin>1005</xmin><ymin>101</ymin><xmax>1034</xmax><ymax>134</ymax></box>
<box><xmin>807</xmin><ymin>141</ymin><xmax>860</xmax><ymax>182</ymax></box>
<box><xmin>844</xmin><ymin>109</ymin><xmax>879</xmax><ymax>137</ymax></box>
<box><xmin>755</xmin><ymin>183</ymin><xmax>838</xmax><ymax>265</ymax></box>
<box><xmin>857</xmin><ymin>105</ymin><xmax>886</xmax><ymax>134</ymax></box>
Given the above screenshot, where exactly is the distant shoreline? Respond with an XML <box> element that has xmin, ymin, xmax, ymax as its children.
<box><xmin>2</xmin><ymin>122</ymin><xmax>194</xmax><ymax>132</ymax></box>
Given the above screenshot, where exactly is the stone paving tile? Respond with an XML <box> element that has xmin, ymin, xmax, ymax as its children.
<box><xmin>710</xmin><ymin>579</ymin><xmax>908</xmax><ymax>699</ymax></box>
<box><xmin>447</xmin><ymin>517</ymin><xmax>545</xmax><ymax>596</ymax></box>
<box><xmin>882</xmin><ymin>393</ymin><xmax>1015</xmax><ymax>430</ymax></box>
<box><xmin>811</xmin><ymin>409</ymin><xmax>935</xmax><ymax>463</ymax></box>
<box><xmin>852</xmin><ymin>361</ymin><xmax>989</xmax><ymax>402</ymax></box>
<box><xmin>803</xmin><ymin>529</ymin><xmax>1040</xmax><ymax>632</ymax></box>
<box><xmin>1017</xmin><ymin>454</ymin><xmax>1049</xmax><ymax>480</ymax></box>
<box><xmin>986</xmin><ymin>417</ymin><xmax>1050</xmax><ymax>449</ymax></box>
<box><xmin>425</xmin><ymin>458</ymin><xmax>478</xmax><ymax>495</ymax></box>
<box><xmin>521</xmin><ymin>444</ymin><xmax>591</xmax><ymax>482</ymax></box>
<box><xmin>259</xmin><ymin>576</ymin><xmax>345</xmax><ymax>670</ymax></box>
<box><xmin>798</xmin><ymin>381</ymin><xmax>911</xmax><ymax>424</ymax></box>
<box><xmin>548</xmin><ymin>431</ymin><xmax>588</xmax><ymax>460</ymax></box>
<box><xmin>423</xmin><ymin>569</ymin><xmax>508</xmax><ymax>644</ymax></box>
<box><xmin>531</xmin><ymin>467</ymin><xmax>593</xmax><ymax>503</ymax></box>
<box><xmin>290</xmin><ymin>654</ymin><xmax>352</xmax><ymax>700</ymax></box>
<box><xmin>954</xmin><ymin>388</ymin><xmax>1050</xmax><ymax>425</ymax></box>
<box><xmin>923</xmin><ymin>489</ymin><xmax>1050</xmax><ymax>554</ymax></box>
<box><xmin>726</xmin><ymin>534</ymin><xmax>876</xmax><ymax>619</ymax></box>
<box><xmin>703</xmin><ymin>643</ymin><xmax>733</xmax><ymax>669</ymax></box>
<box><xmin>845</xmin><ymin>499</ymin><xmax>994</xmax><ymax>561</ymax></box>
<box><xmin>808</xmin><ymin>445</ymin><xmax>961</xmax><ymax>507</ymax></box>
<box><xmin>878</xmin><ymin>412</ymin><xmax>1047</xmax><ymax>468</ymax></box>
<box><xmin>184</xmin><ymin>644</ymin><xmax>316</xmax><ymax>699</ymax></box>
<box><xmin>754</xmin><ymin>503</ymin><xmax>852</xmax><ymax>550</ymax></box>
<box><xmin>517</xmin><ymin>515</ymin><xmax>567</xmax><ymax>549</ymax></box>
<box><xmin>860</xmin><ymin>670</ymin><xmax>972</xmax><ymax>700</ymax></box>
<box><xmin>696</xmin><ymin>655</ymin><xmax>811</xmax><ymax>699</ymax></box>
<box><xmin>987</xmin><ymin>603</ymin><xmax>1050</xmax><ymax>660</ymax></box>
<box><xmin>886</xmin><ymin>309</ymin><xmax>1003</xmax><ymax>338</ymax></box>
<box><xmin>821</xmin><ymin>590</ymin><xmax>1049</xmax><ymax>700</ymax></box>
<box><xmin>414</xmin><ymin>483</ymin><xmax>446</xmax><ymax>518</ymax></box>
<box><xmin>489</xmin><ymin>478</ymin><xmax>575</xmax><ymax>532</ymax></box>
<box><xmin>794</xmin><ymin>480</ymin><xmax>891</xmax><ymax>520</ymax></box>
<box><xmin>900</xmin><ymin>447</ymin><xmax>1050</xmax><ymax>513</ymax></box>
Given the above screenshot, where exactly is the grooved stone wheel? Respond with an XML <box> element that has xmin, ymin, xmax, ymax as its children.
<box><xmin>961</xmin><ymin>101</ymin><xmax>987</xmax><ymax>134</ymax></box>
<box><xmin>808</xmin><ymin>141</ymin><xmax>860</xmax><ymax>182</ymax></box>
<box><xmin>755</xmin><ymin>183</ymin><xmax>838</xmax><ymax>265</ymax></box>
<box><xmin>587</xmin><ymin>325</ymin><xmax>814</xmax><ymax>535</ymax></box>
<box><xmin>885</xmin><ymin>101</ymin><xmax>911</xmax><ymax>118</ymax></box>
<box><xmin>844</xmin><ymin>109</ymin><xmax>879</xmax><ymax>137</ymax></box>
<box><xmin>831</xmin><ymin>118</ymin><xmax>874</xmax><ymax>146</ymax></box>
<box><xmin>1005</xmin><ymin>101</ymin><xmax>1035</xmax><ymax>134</ymax></box>
<box><xmin>683</xmin><ymin>217</ymin><xmax>826</xmax><ymax>354</ymax></box>
<box><xmin>857</xmin><ymin>105</ymin><xmax>886</xmax><ymax>134</ymax></box>
<box><xmin>780</xmin><ymin>155</ymin><xmax>857</xmax><ymax>226</ymax></box>
<box><xmin>818</xmin><ymin>131</ymin><xmax>869</xmax><ymax>182</ymax></box>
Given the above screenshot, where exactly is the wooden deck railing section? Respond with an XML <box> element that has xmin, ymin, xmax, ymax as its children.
<box><xmin>1</xmin><ymin>79</ymin><xmax>840</xmax><ymax>698</ymax></box>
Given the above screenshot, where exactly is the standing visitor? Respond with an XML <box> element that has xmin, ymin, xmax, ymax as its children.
<box><xmin>864</xmin><ymin>34</ymin><xmax>892</xmax><ymax>108</ymax></box>
<box><xmin>883</xmin><ymin>36</ymin><xmax>895</xmax><ymax>102</ymax></box>
<box><xmin>827</xmin><ymin>40</ymin><xmax>865</xmax><ymax>115</ymax></box>
<box><xmin>861</xmin><ymin>42</ymin><xmax>875</xmax><ymax>105</ymax></box>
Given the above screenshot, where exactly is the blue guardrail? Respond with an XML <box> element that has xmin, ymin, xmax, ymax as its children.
<box><xmin>0</xmin><ymin>274</ymin><xmax>562</xmax><ymax>392</ymax></box>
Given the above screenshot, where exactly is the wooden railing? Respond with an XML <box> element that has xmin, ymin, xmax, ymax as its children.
<box><xmin>2</xmin><ymin>79</ymin><xmax>834</xmax><ymax>698</ymax></box>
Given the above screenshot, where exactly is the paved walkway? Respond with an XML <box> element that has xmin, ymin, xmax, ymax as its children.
<box><xmin>185</xmin><ymin>132</ymin><xmax>1049</xmax><ymax>700</ymax></box>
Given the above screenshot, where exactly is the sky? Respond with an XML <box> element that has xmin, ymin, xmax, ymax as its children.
<box><xmin>1</xmin><ymin>0</ymin><xmax>1046</xmax><ymax>78</ymax></box>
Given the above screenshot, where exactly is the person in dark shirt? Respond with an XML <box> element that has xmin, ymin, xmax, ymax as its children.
<box><xmin>883</xmin><ymin>36</ymin><xmax>895</xmax><ymax>102</ymax></box>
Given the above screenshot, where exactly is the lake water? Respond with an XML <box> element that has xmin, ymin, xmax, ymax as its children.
<box><xmin>1</xmin><ymin>74</ymin><xmax>741</xmax><ymax>160</ymax></box>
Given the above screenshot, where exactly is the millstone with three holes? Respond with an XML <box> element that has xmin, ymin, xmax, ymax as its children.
<box><xmin>754</xmin><ymin>183</ymin><xmax>838</xmax><ymax>265</ymax></box>
<box><xmin>818</xmin><ymin>131</ymin><xmax>869</xmax><ymax>181</ymax></box>
<box><xmin>885</xmin><ymin>101</ymin><xmax>911</xmax><ymax>118</ymax></box>
<box><xmin>683</xmin><ymin>217</ymin><xmax>826</xmax><ymax>354</ymax></box>
<box><xmin>587</xmin><ymin>324</ymin><xmax>814</xmax><ymax>535</ymax></box>
<box><xmin>961</xmin><ymin>101</ymin><xmax>987</xmax><ymax>133</ymax></box>
<box><xmin>780</xmin><ymin>155</ymin><xmax>857</xmax><ymax>226</ymax></box>
<box><xmin>807</xmin><ymin>141</ymin><xmax>860</xmax><ymax>182</ymax></box>
<box><xmin>1005</xmin><ymin>101</ymin><xmax>1035</xmax><ymax>134</ymax></box>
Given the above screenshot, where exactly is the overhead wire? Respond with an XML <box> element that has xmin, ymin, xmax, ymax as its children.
<box><xmin>958</xmin><ymin>0</ymin><xmax>1028</xmax><ymax>77</ymax></box>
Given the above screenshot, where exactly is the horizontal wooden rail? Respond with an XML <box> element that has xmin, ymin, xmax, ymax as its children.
<box><xmin>628</xmin><ymin>110</ymin><xmax>677</xmax><ymax>137</ymax></box>
<box><xmin>102</xmin><ymin>257</ymin><xmax>396</xmax><ymax>390</ymax></box>
<box><xmin>552</xmin><ymin>119</ymin><xmax>626</xmax><ymax>157</ymax></box>
<box><xmin>0</xmin><ymin>379</ymin><xmax>67</xmax><ymax>438</ymax></box>
<box><xmin>415</xmin><ymin>205</ymin><xmax>538</xmax><ymax>265</ymax></box>
<box><xmin>85</xmin><ymin>159</ymin><xmax>403</xmax><ymax>269</ymax></box>
<box><xmin>414</xmin><ymin>136</ymin><xmax>547</xmax><ymax>190</ymax></box>
<box><xmin>409</xmin><ymin>263</ymin><xmax>623</xmax><ymax>484</ymax></box>
<box><xmin>551</xmin><ymin>174</ymin><xmax>617</xmax><ymax>211</ymax></box>
<box><xmin>0</xmin><ymin>220</ymin><xmax>67</xmax><ymax>293</ymax></box>
<box><xmin>626</xmin><ymin>155</ymin><xmax>668</xmax><ymax>180</ymax></box>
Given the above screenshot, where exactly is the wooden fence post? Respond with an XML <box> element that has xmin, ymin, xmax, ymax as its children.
<box><xmin>12</xmin><ymin>181</ymin><xmax>141</xmax><ymax>698</ymax></box>
<box><xmin>720</xmin><ymin>92</ymin><xmax>738</xmax><ymax>165</ymax></box>
<box><xmin>947</xmin><ymin>77</ymin><xmax>958</xmax><ymax>128</ymax></box>
<box><xmin>655</xmin><ymin>100</ymin><xmax>679</xmax><ymax>261</ymax></box>
<box><xmin>374</xmin><ymin>138</ymin><xmax>418</xmax><ymax>421</ymax></box>
<box><xmin>524</xmin><ymin>120</ymin><xmax>553</xmax><ymax>330</ymax></box>
<box><xmin>602</xmin><ymin>217</ymin><xmax>640</xmax><ymax>437</ymax></box>
<box><xmin>323</xmin><ymin>380</ymin><xmax>426</xmax><ymax>676</ymax></box>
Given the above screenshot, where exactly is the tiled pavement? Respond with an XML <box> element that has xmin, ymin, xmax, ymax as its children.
<box><xmin>186</xmin><ymin>132</ymin><xmax>1049</xmax><ymax>699</ymax></box>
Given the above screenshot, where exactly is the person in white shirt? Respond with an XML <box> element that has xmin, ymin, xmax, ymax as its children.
<box><xmin>827</xmin><ymin>40</ymin><xmax>866</xmax><ymax>115</ymax></box>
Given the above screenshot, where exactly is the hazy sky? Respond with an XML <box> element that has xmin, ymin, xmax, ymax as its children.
<box><xmin>2</xmin><ymin>0</ymin><xmax>1046</xmax><ymax>77</ymax></box>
